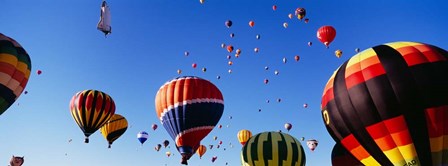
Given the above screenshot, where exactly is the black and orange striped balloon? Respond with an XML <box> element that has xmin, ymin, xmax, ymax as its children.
<box><xmin>332</xmin><ymin>143</ymin><xmax>363</xmax><ymax>166</ymax></box>
<box><xmin>321</xmin><ymin>42</ymin><xmax>448</xmax><ymax>166</ymax></box>
<box><xmin>0</xmin><ymin>33</ymin><xmax>31</xmax><ymax>116</ymax></box>
<box><xmin>70</xmin><ymin>90</ymin><xmax>115</xmax><ymax>143</ymax></box>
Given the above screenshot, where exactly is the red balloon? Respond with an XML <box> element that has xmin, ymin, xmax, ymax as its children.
<box><xmin>37</xmin><ymin>70</ymin><xmax>42</xmax><ymax>75</ymax></box>
<box><xmin>317</xmin><ymin>25</ymin><xmax>336</xmax><ymax>48</ymax></box>
<box><xmin>249</xmin><ymin>21</ymin><xmax>255</xmax><ymax>27</ymax></box>
<box><xmin>192</xmin><ymin>63</ymin><xmax>197</xmax><ymax>68</ymax></box>
<box><xmin>272</xmin><ymin>5</ymin><xmax>277</xmax><ymax>11</ymax></box>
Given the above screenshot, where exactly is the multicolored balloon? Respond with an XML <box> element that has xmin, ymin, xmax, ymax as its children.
<box><xmin>241</xmin><ymin>131</ymin><xmax>306</xmax><ymax>166</ymax></box>
<box><xmin>70</xmin><ymin>90</ymin><xmax>115</xmax><ymax>143</ymax></box>
<box><xmin>237</xmin><ymin>129</ymin><xmax>252</xmax><ymax>145</ymax></box>
<box><xmin>155</xmin><ymin>76</ymin><xmax>224</xmax><ymax>165</ymax></box>
<box><xmin>0</xmin><ymin>33</ymin><xmax>31</xmax><ymax>116</ymax></box>
<box><xmin>321</xmin><ymin>42</ymin><xmax>448</xmax><ymax>166</ymax></box>
<box><xmin>284</xmin><ymin>123</ymin><xmax>292</xmax><ymax>131</ymax></box>
<box><xmin>306</xmin><ymin>139</ymin><xmax>318</xmax><ymax>151</ymax></box>
<box><xmin>100</xmin><ymin>114</ymin><xmax>128</xmax><ymax>148</ymax></box>
<box><xmin>196</xmin><ymin>145</ymin><xmax>207</xmax><ymax>159</ymax></box>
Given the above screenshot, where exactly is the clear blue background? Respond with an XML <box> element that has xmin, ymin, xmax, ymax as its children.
<box><xmin>0</xmin><ymin>0</ymin><xmax>447</xmax><ymax>165</ymax></box>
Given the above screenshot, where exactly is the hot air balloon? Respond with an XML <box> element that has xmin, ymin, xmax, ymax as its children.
<box><xmin>306</xmin><ymin>139</ymin><xmax>318</xmax><ymax>151</ymax></box>
<box><xmin>155</xmin><ymin>144</ymin><xmax>162</xmax><ymax>151</ymax></box>
<box><xmin>237</xmin><ymin>129</ymin><xmax>252</xmax><ymax>145</ymax></box>
<box><xmin>254</xmin><ymin>47</ymin><xmax>259</xmax><ymax>53</ymax></box>
<box><xmin>308</xmin><ymin>42</ymin><xmax>313</xmax><ymax>47</ymax></box>
<box><xmin>100</xmin><ymin>114</ymin><xmax>128</xmax><ymax>148</ymax></box>
<box><xmin>230</xmin><ymin>33</ymin><xmax>235</xmax><ymax>38</ymax></box>
<box><xmin>264</xmin><ymin>79</ymin><xmax>269</xmax><ymax>84</ymax></box>
<box><xmin>295</xmin><ymin>8</ymin><xmax>306</xmax><ymax>20</ymax></box>
<box><xmin>137</xmin><ymin>131</ymin><xmax>148</xmax><ymax>145</ymax></box>
<box><xmin>177</xmin><ymin>69</ymin><xmax>182</xmax><ymax>75</ymax></box>
<box><xmin>166</xmin><ymin>151</ymin><xmax>171</xmax><ymax>157</ymax></box>
<box><xmin>155</xmin><ymin>76</ymin><xmax>224</xmax><ymax>165</ymax></box>
<box><xmin>321</xmin><ymin>41</ymin><xmax>448</xmax><ymax>166</ymax></box>
<box><xmin>227</xmin><ymin>45</ymin><xmax>234</xmax><ymax>53</ymax></box>
<box><xmin>288</xmin><ymin>13</ymin><xmax>293</xmax><ymax>19</ymax></box>
<box><xmin>272</xmin><ymin>5</ymin><xmax>277</xmax><ymax>11</ymax></box>
<box><xmin>295</xmin><ymin>55</ymin><xmax>300</xmax><ymax>61</ymax></box>
<box><xmin>317</xmin><ymin>25</ymin><xmax>336</xmax><ymax>48</ymax></box>
<box><xmin>216</xmin><ymin>76</ymin><xmax>221</xmax><ymax>79</ymax></box>
<box><xmin>97</xmin><ymin>1</ymin><xmax>111</xmax><ymax>36</ymax></box>
<box><xmin>218</xmin><ymin>124</ymin><xmax>222</xmax><ymax>129</ymax></box>
<box><xmin>283</xmin><ymin>57</ymin><xmax>287</xmax><ymax>63</ymax></box>
<box><xmin>303</xmin><ymin>103</ymin><xmax>308</xmax><ymax>108</ymax></box>
<box><xmin>192</xmin><ymin>63</ymin><xmax>197</xmax><ymax>68</ymax></box>
<box><xmin>199</xmin><ymin>0</ymin><xmax>204</xmax><ymax>4</ymax></box>
<box><xmin>202</xmin><ymin>67</ymin><xmax>207</xmax><ymax>72</ymax></box>
<box><xmin>209</xmin><ymin>145</ymin><xmax>214</xmax><ymax>149</ymax></box>
<box><xmin>355</xmin><ymin>48</ymin><xmax>360</xmax><ymax>53</ymax></box>
<box><xmin>163</xmin><ymin>140</ymin><xmax>170</xmax><ymax>148</ymax></box>
<box><xmin>304</xmin><ymin>18</ymin><xmax>310</xmax><ymax>23</ymax></box>
<box><xmin>241</xmin><ymin>131</ymin><xmax>306</xmax><ymax>166</ymax></box>
<box><xmin>37</xmin><ymin>70</ymin><xmax>42</xmax><ymax>75</ymax></box>
<box><xmin>213</xmin><ymin>136</ymin><xmax>218</xmax><ymax>141</ymax></box>
<box><xmin>300</xmin><ymin>137</ymin><xmax>305</xmax><ymax>141</ymax></box>
<box><xmin>225</xmin><ymin>20</ymin><xmax>232</xmax><ymax>28</ymax></box>
<box><xmin>221</xmin><ymin>43</ymin><xmax>226</xmax><ymax>48</ymax></box>
<box><xmin>236</xmin><ymin>49</ymin><xmax>241</xmax><ymax>55</ymax></box>
<box><xmin>335</xmin><ymin>49</ymin><xmax>343</xmax><ymax>58</ymax></box>
<box><xmin>0</xmin><ymin>33</ymin><xmax>31</xmax><ymax>116</ymax></box>
<box><xmin>284</xmin><ymin>123</ymin><xmax>292</xmax><ymax>131</ymax></box>
<box><xmin>228</xmin><ymin>69</ymin><xmax>232</xmax><ymax>74</ymax></box>
<box><xmin>265</xmin><ymin>66</ymin><xmax>269</xmax><ymax>70</ymax></box>
<box><xmin>228</xmin><ymin>61</ymin><xmax>233</xmax><ymax>66</ymax></box>
<box><xmin>249</xmin><ymin>21</ymin><xmax>255</xmax><ymax>27</ymax></box>
<box><xmin>256</xmin><ymin>34</ymin><xmax>260</xmax><ymax>40</ymax></box>
<box><xmin>196</xmin><ymin>145</ymin><xmax>207</xmax><ymax>159</ymax></box>
<box><xmin>9</xmin><ymin>156</ymin><xmax>24</xmax><ymax>166</ymax></box>
<box><xmin>184</xmin><ymin>51</ymin><xmax>189</xmax><ymax>56</ymax></box>
<box><xmin>152</xmin><ymin>124</ymin><xmax>158</xmax><ymax>131</ymax></box>
<box><xmin>332</xmin><ymin>143</ymin><xmax>364</xmax><ymax>166</ymax></box>
<box><xmin>283</xmin><ymin>22</ymin><xmax>288</xmax><ymax>28</ymax></box>
<box><xmin>70</xmin><ymin>90</ymin><xmax>115</xmax><ymax>143</ymax></box>
<box><xmin>212</xmin><ymin>156</ymin><xmax>217</xmax><ymax>163</ymax></box>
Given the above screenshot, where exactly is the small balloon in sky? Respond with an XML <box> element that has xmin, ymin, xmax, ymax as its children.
<box><xmin>283</xmin><ymin>57</ymin><xmax>287</xmax><ymax>63</ymax></box>
<box><xmin>249</xmin><ymin>20</ymin><xmax>255</xmax><ymax>27</ymax></box>
<box><xmin>37</xmin><ymin>70</ymin><xmax>42</xmax><ymax>75</ymax></box>
<box><xmin>217</xmin><ymin>76</ymin><xmax>221</xmax><ymax>79</ymax></box>
<box><xmin>254</xmin><ymin>47</ymin><xmax>259</xmax><ymax>53</ymax></box>
<box><xmin>303</xmin><ymin>103</ymin><xmax>308</xmax><ymax>108</ymax></box>
<box><xmin>184</xmin><ymin>51</ymin><xmax>189</xmax><ymax>56</ymax></box>
<box><xmin>228</xmin><ymin>69</ymin><xmax>232</xmax><ymax>74</ymax></box>
<box><xmin>308</xmin><ymin>42</ymin><xmax>313</xmax><ymax>47</ymax></box>
<box><xmin>283</xmin><ymin>22</ymin><xmax>288</xmax><ymax>28</ymax></box>
<box><xmin>256</xmin><ymin>34</ymin><xmax>260</xmax><ymax>40</ymax></box>
<box><xmin>304</xmin><ymin>18</ymin><xmax>310</xmax><ymax>23</ymax></box>
<box><xmin>274</xmin><ymin>70</ymin><xmax>279</xmax><ymax>75</ymax></box>
<box><xmin>227</xmin><ymin>55</ymin><xmax>231</xmax><ymax>59</ymax></box>
<box><xmin>230</xmin><ymin>33</ymin><xmax>235</xmax><ymax>38</ymax></box>
<box><xmin>288</xmin><ymin>13</ymin><xmax>293</xmax><ymax>19</ymax></box>
<box><xmin>228</xmin><ymin>61</ymin><xmax>233</xmax><ymax>66</ymax></box>
<box><xmin>199</xmin><ymin>0</ymin><xmax>205</xmax><ymax>4</ymax></box>
<box><xmin>265</xmin><ymin>66</ymin><xmax>269</xmax><ymax>70</ymax></box>
<box><xmin>355</xmin><ymin>48</ymin><xmax>360</xmax><ymax>53</ymax></box>
<box><xmin>264</xmin><ymin>79</ymin><xmax>269</xmax><ymax>84</ymax></box>
<box><xmin>177</xmin><ymin>69</ymin><xmax>182</xmax><ymax>74</ymax></box>
<box><xmin>221</xmin><ymin>43</ymin><xmax>226</xmax><ymax>48</ymax></box>
<box><xmin>272</xmin><ymin>5</ymin><xmax>277</xmax><ymax>11</ymax></box>
<box><xmin>294</xmin><ymin>55</ymin><xmax>300</xmax><ymax>62</ymax></box>
<box><xmin>192</xmin><ymin>63</ymin><xmax>197</xmax><ymax>68</ymax></box>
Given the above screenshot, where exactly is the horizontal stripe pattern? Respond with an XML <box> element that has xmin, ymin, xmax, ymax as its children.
<box><xmin>100</xmin><ymin>114</ymin><xmax>128</xmax><ymax>147</ymax></box>
<box><xmin>155</xmin><ymin>76</ymin><xmax>224</xmax><ymax>157</ymax></box>
<box><xmin>0</xmin><ymin>34</ymin><xmax>31</xmax><ymax>116</ymax></box>
<box><xmin>322</xmin><ymin>42</ymin><xmax>448</xmax><ymax>166</ymax></box>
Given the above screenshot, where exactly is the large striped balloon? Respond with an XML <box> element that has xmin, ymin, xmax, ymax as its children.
<box><xmin>241</xmin><ymin>131</ymin><xmax>306</xmax><ymax>166</ymax></box>
<box><xmin>70</xmin><ymin>90</ymin><xmax>115</xmax><ymax>143</ymax></box>
<box><xmin>100</xmin><ymin>113</ymin><xmax>128</xmax><ymax>148</ymax></box>
<box><xmin>155</xmin><ymin>76</ymin><xmax>224</xmax><ymax>165</ymax></box>
<box><xmin>321</xmin><ymin>41</ymin><xmax>448</xmax><ymax>166</ymax></box>
<box><xmin>0</xmin><ymin>33</ymin><xmax>31</xmax><ymax>116</ymax></box>
<box><xmin>332</xmin><ymin>143</ymin><xmax>364</xmax><ymax>166</ymax></box>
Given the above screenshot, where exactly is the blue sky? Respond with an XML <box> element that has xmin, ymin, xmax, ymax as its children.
<box><xmin>0</xmin><ymin>0</ymin><xmax>447</xmax><ymax>165</ymax></box>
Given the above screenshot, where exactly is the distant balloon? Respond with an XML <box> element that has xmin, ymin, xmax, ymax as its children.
<box><xmin>225</xmin><ymin>20</ymin><xmax>232</xmax><ymax>28</ymax></box>
<box><xmin>212</xmin><ymin>156</ymin><xmax>217</xmax><ymax>163</ymax></box>
<box><xmin>166</xmin><ymin>151</ymin><xmax>171</xmax><ymax>157</ymax></box>
<box><xmin>284</xmin><ymin>123</ymin><xmax>292</xmax><ymax>131</ymax></box>
<box><xmin>209</xmin><ymin>145</ymin><xmax>214</xmax><ymax>149</ymax></box>
<box><xmin>177</xmin><ymin>69</ymin><xmax>182</xmax><ymax>75</ymax></box>
<box><xmin>216</xmin><ymin>76</ymin><xmax>221</xmax><ymax>79</ymax></box>
<box><xmin>228</xmin><ymin>61</ymin><xmax>233</xmax><ymax>66</ymax></box>
<box><xmin>294</xmin><ymin>55</ymin><xmax>300</xmax><ymax>61</ymax></box>
<box><xmin>283</xmin><ymin>22</ymin><xmax>288</xmax><ymax>28</ymax></box>
<box><xmin>227</xmin><ymin>55</ymin><xmax>231</xmax><ymax>59</ymax></box>
<box><xmin>196</xmin><ymin>145</ymin><xmax>207</xmax><ymax>159</ymax></box>
<box><xmin>230</xmin><ymin>33</ymin><xmax>235</xmax><ymax>38</ymax></box>
<box><xmin>221</xmin><ymin>43</ymin><xmax>226</xmax><ymax>48</ymax></box>
<box><xmin>355</xmin><ymin>48</ymin><xmax>360</xmax><ymax>53</ymax></box>
<box><xmin>249</xmin><ymin>21</ymin><xmax>255</xmax><ymax>27</ymax></box>
<box><xmin>237</xmin><ymin>129</ymin><xmax>252</xmax><ymax>145</ymax></box>
<box><xmin>227</xmin><ymin>45</ymin><xmax>234</xmax><ymax>53</ymax></box>
<box><xmin>272</xmin><ymin>5</ymin><xmax>277</xmax><ymax>11</ymax></box>
<box><xmin>288</xmin><ymin>13</ymin><xmax>293</xmax><ymax>19</ymax></box>
<box><xmin>155</xmin><ymin>144</ymin><xmax>162</xmax><ymax>151</ymax></box>
<box><xmin>303</xmin><ymin>103</ymin><xmax>308</xmax><ymax>108</ymax></box>
<box><xmin>295</xmin><ymin>8</ymin><xmax>306</xmax><ymax>20</ymax></box>
<box><xmin>304</xmin><ymin>18</ymin><xmax>309</xmax><ymax>23</ymax></box>
<box><xmin>152</xmin><ymin>124</ymin><xmax>158</xmax><ymax>130</ymax></box>
<box><xmin>218</xmin><ymin>124</ymin><xmax>222</xmax><ymax>129</ymax></box>
<box><xmin>100</xmin><ymin>114</ymin><xmax>128</xmax><ymax>148</ymax></box>
<box><xmin>219</xmin><ymin>140</ymin><xmax>223</xmax><ymax>145</ymax></box>
<box><xmin>264</xmin><ymin>79</ymin><xmax>269</xmax><ymax>84</ymax></box>
<box><xmin>184</xmin><ymin>51</ymin><xmax>189</xmax><ymax>56</ymax></box>
<box><xmin>308</xmin><ymin>42</ymin><xmax>313</xmax><ymax>47</ymax></box>
<box><xmin>24</xmin><ymin>91</ymin><xmax>28</xmax><ymax>95</ymax></box>
<box><xmin>335</xmin><ymin>49</ymin><xmax>342</xmax><ymax>58</ymax></box>
<box><xmin>202</xmin><ymin>67</ymin><xmax>207</xmax><ymax>72</ymax></box>
<box><xmin>137</xmin><ymin>131</ymin><xmax>149</xmax><ymax>145</ymax></box>
<box><xmin>163</xmin><ymin>140</ymin><xmax>169</xmax><ymax>148</ymax></box>
<box><xmin>283</xmin><ymin>57</ymin><xmax>287</xmax><ymax>63</ymax></box>
<box><xmin>317</xmin><ymin>25</ymin><xmax>336</xmax><ymax>48</ymax></box>
<box><xmin>236</xmin><ymin>49</ymin><xmax>241</xmax><ymax>55</ymax></box>
<box><xmin>300</xmin><ymin>137</ymin><xmax>305</xmax><ymax>141</ymax></box>
<box><xmin>228</xmin><ymin>69</ymin><xmax>232</xmax><ymax>74</ymax></box>
<box><xmin>192</xmin><ymin>63</ymin><xmax>197</xmax><ymax>68</ymax></box>
<box><xmin>97</xmin><ymin>1</ymin><xmax>111</xmax><ymax>36</ymax></box>
<box><xmin>213</xmin><ymin>136</ymin><xmax>218</xmax><ymax>140</ymax></box>
<box><xmin>306</xmin><ymin>139</ymin><xmax>318</xmax><ymax>151</ymax></box>
<box><xmin>255</xmin><ymin>34</ymin><xmax>260</xmax><ymax>40</ymax></box>
<box><xmin>37</xmin><ymin>70</ymin><xmax>42</xmax><ymax>75</ymax></box>
<box><xmin>274</xmin><ymin>70</ymin><xmax>279</xmax><ymax>75</ymax></box>
<box><xmin>199</xmin><ymin>0</ymin><xmax>205</xmax><ymax>4</ymax></box>
<box><xmin>254</xmin><ymin>47</ymin><xmax>259</xmax><ymax>53</ymax></box>
<box><xmin>265</xmin><ymin>66</ymin><xmax>269</xmax><ymax>70</ymax></box>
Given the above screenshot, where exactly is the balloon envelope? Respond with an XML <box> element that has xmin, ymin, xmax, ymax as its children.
<box><xmin>137</xmin><ymin>131</ymin><xmax>149</xmax><ymax>144</ymax></box>
<box><xmin>321</xmin><ymin>41</ymin><xmax>448</xmax><ymax>166</ymax></box>
<box><xmin>100</xmin><ymin>114</ymin><xmax>128</xmax><ymax>148</ymax></box>
<box><xmin>0</xmin><ymin>33</ymin><xmax>32</xmax><ymax>116</ymax></box>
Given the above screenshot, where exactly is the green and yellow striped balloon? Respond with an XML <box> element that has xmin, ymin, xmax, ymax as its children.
<box><xmin>0</xmin><ymin>33</ymin><xmax>31</xmax><ymax>116</ymax></box>
<box><xmin>100</xmin><ymin>114</ymin><xmax>128</xmax><ymax>148</ymax></box>
<box><xmin>241</xmin><ymin>131</ymin><xmax>306</xmax><ymax>166</ymax></box>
